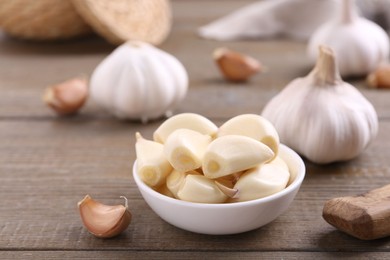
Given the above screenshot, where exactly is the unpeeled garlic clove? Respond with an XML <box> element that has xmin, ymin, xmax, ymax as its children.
<box><xmin>164</xmin><ymin>129</ymin><xmax>212</xmax><ymax>172</ymax></box>
<box><xmin>135</xmin><ymin>132</ymin><xmax>173</xmax><ymax>187</ymax></box>
<box><xmin>202</xmin><ymin>135</ymin><xmax>274</xmax><ymax>179</ymax></box>
<box><xmin>213</xmin><ymin>47</ymin><xmax>262</xmax><ymax>82</ymax></box>
<box><xmin>177</xmin><ymin>174</ymin><xmax>228</xmax><ymax>203</ymax></box>
<box><xmin>78</xmin><ymin>195</ymin><xmax>132</xmax><ymax>238</ymax></box>
<box><xmin>367</xmin><ymin>64</ymin><xmax>390</xmax><ymax>89</ymax></box>
<box><xmin>217</xmin><ymin>114</ymin><xmax>280</xmax><ymax>156</ymax></box>
<box><xmin>153</xmin><ymin>113</ymin><xmax>218</xmax><ymax>143</ymax></box>
<box><xmin>43</xmin><ymin>77</ymin><xmax>88</xmax><ymax>115</ymax></box>
<box><xmin>232</xmin><ymin>164</ymin><xmax>290</xmax><ymax>202</ymax></box>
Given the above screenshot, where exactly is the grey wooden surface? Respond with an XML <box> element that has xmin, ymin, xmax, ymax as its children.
<box><xmin>1</xmin><ymin>1</ymin><xmax>390</xmax><ymax>259</ymax></box>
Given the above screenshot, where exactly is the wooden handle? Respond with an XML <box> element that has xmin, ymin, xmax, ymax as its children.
<box><xmin>323</xmin><ymin>184</ymin><xmax>390</xmax><ymax>240</ymax></box>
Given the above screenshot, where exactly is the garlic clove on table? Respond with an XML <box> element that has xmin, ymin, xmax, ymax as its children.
<box><xmin>78</xmin><ymin>195</ymin><xmax>132</xmax><ymax>238</ymax></box>
<box><xmin>213</xmin><ymin>48</ymin><xmax>261</xmax><ymax>82</ymax></box>
<box><xmin>135</xmin><ymin>133</ymin><xmax>172</xmax><ymax>187</ymax></box>
<box><xmin>262</xmin><ymin>46</ymin><xmax>378</xmax><ymax>164</ymax></box>
<box><xmin>308</xmin><ymin>0</ymin><xmax>390</xmax><ymax>77</ymax></box>
<box><xmin>202</xmin><ymin>135</ymin><xmax>274</xmax><ymax>179</ymax></box>
<box><xmin>43</xmin><ymin>77</ymin><xmax>88</xmax><ymax>115</ymax></box>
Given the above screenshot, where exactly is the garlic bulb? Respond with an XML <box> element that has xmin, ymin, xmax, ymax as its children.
<box><xmin>198</xmin><ymin>0</ymin><xmax>338</xmax><ymax>41</ymax></box>
<box><xmin>262</xmin><ymin>46</ymin><xmax>378</xmax><ymax>164</ymax></box>
<box><xmin>90</xmin><ymin>41</ymin><xmax>188</xmax><ymax>123</ymax></box>
<box><xmin>308</xmin><ymin>0</ymin><xmax>390</xmax><ymax>77</ymax></box>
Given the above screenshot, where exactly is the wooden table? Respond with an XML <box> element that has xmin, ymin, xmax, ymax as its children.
<box><xmin>1</xmin><ymin>1</ymin><xmax>390</xmax><ymax>259</ymax></box>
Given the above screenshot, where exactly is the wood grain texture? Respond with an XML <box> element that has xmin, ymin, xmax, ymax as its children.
<box><xmin>1</xmin><ymin>0</ymin><xmax>390</xmax><ymax>258</ymax></box>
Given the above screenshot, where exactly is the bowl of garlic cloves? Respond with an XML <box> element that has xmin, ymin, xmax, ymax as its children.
<box><xmin>132</xmin><ymin>113</ymin><xmax>305</xmax><ymax>235</ymax></box>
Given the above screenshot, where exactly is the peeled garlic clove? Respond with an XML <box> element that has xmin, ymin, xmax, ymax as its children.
<box><xmin>213</xmin><ymin>47</ymin><xmax>261</xmax><ymax>82</ymax></box>
<box><xmin>164</xmin><ymin>129</ymin><xmax>211</xmax><ymax>172</ymax></box>
<box><xmin>268</xmin><ymin>156</ymin><xmax>289</xmax><ymax>172</ymax></box>
<box><xmin>233</xmin><ymin>164</ymin><xmax>290</xmax><ymax>202</ymax></box>
<box><xmin>135</xmin><ymin>133</ymin><xmax>172</xmax><ymax>187</ymax></box>
<box><xmin>166</xmin><ymin>170</ymin><xmax>200</xmax><ymax>198</ymax></box>
<box><xmin>177</xmin><ymin>175</ymin><xmax>228</xmax><ymax>203</ymax></box>
<box><xmin>268</xmin><ymin>156</ymin><xmax>294</xmax><ymax>186</ymax></box>
<box><xmin>154</xmin><ymin>184</ymin><xmax>175</xmax><ymax>199</ymax></box>
<box><xmin>202</xmin><ymin>135</ymin><xmax>274</xmax><ymax>179</ymax></box>
<box><xmin>217</xmin><ymin>114</ymin><xmax>279</xmax><ymax>156</ymax></box>
<box><xmin>153</xmin><ymin>113</ymin><xmax>218</xmax><ymax>143</ymax></box>
<box><xmin>78</xmin><ymin>195</ymin><xmax>132</xmax><ymax>238</ymax></box>
<box><xmin>43</xmin><ymin>77</ymin><xmax>88</xmax><ymax>115</ymax></box>
<box><xmin>367</xmin><ymin>64</ymin><xmax>390</xmax><ymax>89</ymax></box>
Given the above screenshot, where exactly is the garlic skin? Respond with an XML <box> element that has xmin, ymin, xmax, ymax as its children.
<box><xmin>90</xmin><ymin>41</ymin><xmax>188</xmax><ymax>123</ymax></box>
<box><xmin>308</xmin><ymin>0</ymin><xmax>390</xmax><ymax>77</ymax></box>
<box><xmin>262</xmin><ymin>46</ymin><xmax>378</xmax><ymax>164</ymax></box>
<box><xmin>78</xmin><ymin>195</ymin><xmax>131</xmax><ymax>238</ymax></box>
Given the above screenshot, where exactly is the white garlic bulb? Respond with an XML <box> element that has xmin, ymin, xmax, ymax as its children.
<box><xmin>262</xmin><ymin>46</ymin><xmax>378</xmax><ymax>164</ymax></box>
<box><xmin>308</xmin><ymin>0</ymin><xmax>390</xmax><ymax>77</ymax></box>
<box><xmin>90</xmin><ymin>41</ymin><xmax>188</xmax><ymax>122</ymax></box>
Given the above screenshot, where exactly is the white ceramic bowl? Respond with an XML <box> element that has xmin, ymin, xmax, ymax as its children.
<box><xmin>133</xmin><ymin>144</ymin><xmax>305</xmax><ymax>235</ymax></box>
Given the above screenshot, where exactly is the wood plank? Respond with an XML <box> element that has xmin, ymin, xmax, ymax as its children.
<box><xmin>1</xmin><ymin>120</ymin><xmax>390</xmax><ymax>251</ymax></box>
<box><xmin>2</xmin><ymin>251</ymin><xmax>390</xmax><ymax>260</ymax></box>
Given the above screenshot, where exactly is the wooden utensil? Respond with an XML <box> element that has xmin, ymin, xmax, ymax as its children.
<box><xmin>323</xmin><ymin>184</ymin><xmax>390</xmax><ymax>240</ymax></box>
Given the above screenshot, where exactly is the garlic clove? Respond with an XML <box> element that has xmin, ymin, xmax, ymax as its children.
<box><xmin>177</xmin><ymin>174</ymin><xmax>228</xmax><ymax>203</ymax></box>
<box><xmin>164</xmin><ymin>129</ymin><xmax>212</xmax><ymax>172</ymax></box>
<box><xmin>232</xmin><ymin>164</ymin><xmax>290</xmax><ymax>202</ymax></box>
<box><xmin>78</xmin><ymin>195</ymin><xmax>132</xmax><ymax>238</ymax></box>
<box><xmin>202</xmin><ymin>135</ymin><xmax>274</xmax><ymax>179</ymax></box>
<box><xmin>153</xmin><ymin>113</ymin><xmax>218</xmax><ymax>143</ymax></box>
<box><xmin>268</xmin><ymin>156</ymin><xmax>289</xmax><ymax>172</ymax></box>
<box><xmin>213</xmin><ymin>47</ymin><xmax>261</xmax><ymax>82</ymax></box>
<box><xmin>166</xmin><ymin>170</ymin><xmax>200</xmax><ymax>198</ymax></box>
<box><xmin>43</xmin><ymin>77</ymin><xmax>88</xmax><ymax>115</ymax></box>
<box><xmin>154</xmin><ymin>184</ymin><xmax>175</xmax><ymax>199</ymax></box>
<box><xmin>217</xmin><ymin>114</ymin><xmax>279</xmax><ymax>156</ymax></box>
<box><xmin>135</xmin><ymin>132</ymin><xmax>173</xmax><ymax>187</ymax></box>
<box><xmin>366</xmin><ymin>64</ymin><xmax>390</xmax><ymax>89</ymax></box>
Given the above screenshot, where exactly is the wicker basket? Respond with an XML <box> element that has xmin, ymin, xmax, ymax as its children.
<box><xmin>0</xmin><ymin>0</ymin><xmax>172</xmax><ymax>45</ymax></box>
<box><xmin>0</xmin><ymin>0</ymin><xmax>92</xmax><ymax>40</ymax></box>
<box><xmin>71</xmin><ymin>0</ymin><xmax>172</xmax><ymax>45</ymax></box>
